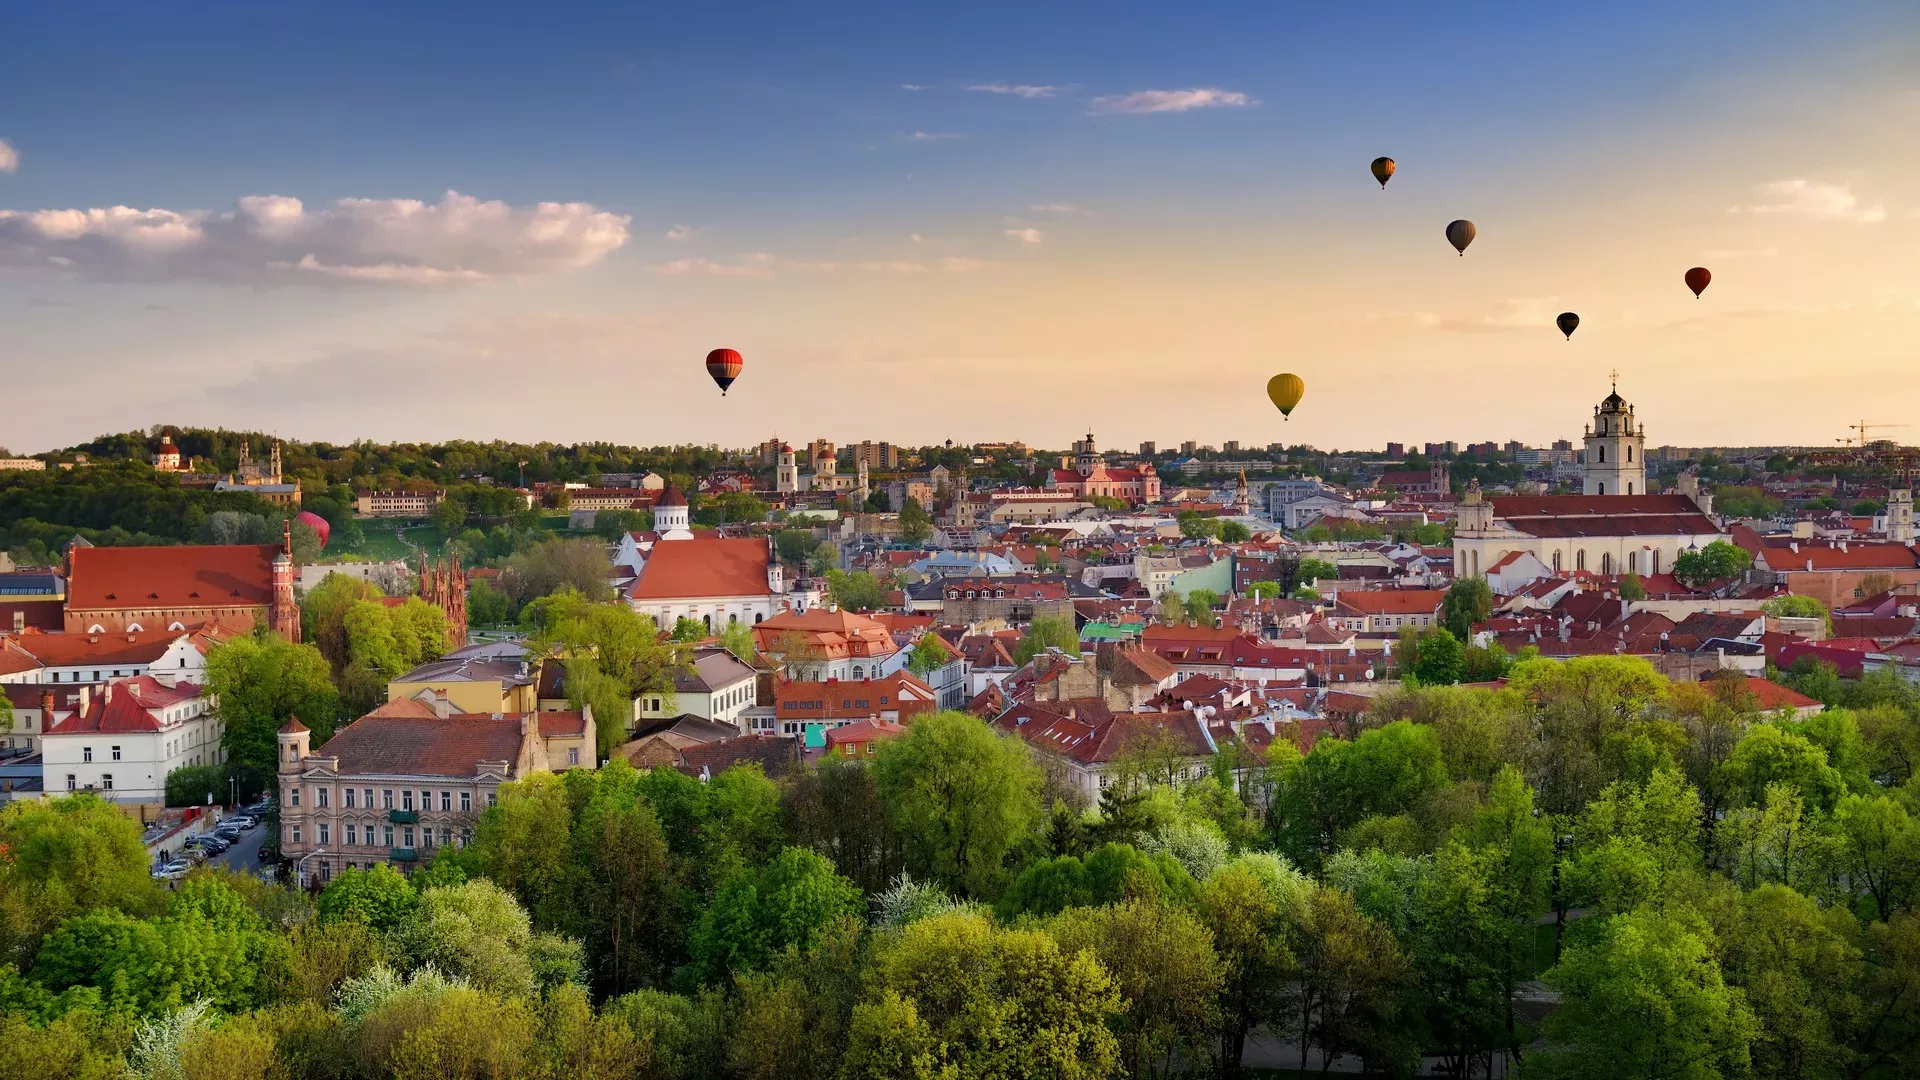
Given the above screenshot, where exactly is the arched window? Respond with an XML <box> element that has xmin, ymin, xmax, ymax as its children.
<box><xmin>1627</xmin><ymin>445</ymin><xmax>1633</xmax><ymax>462</ymax></box>
<box><xmin>704</xmin><ymin>614</ymin><xmax>713</xmax><ymax>633</ymax></box>
<box><xmin>1598</xmin><ymin>445</ymin><xmax>1606</xmax><ymax>463</ymax></box>
<box><xmin>1628</xmin><ymin>552</ymin><xmax>1638</xmax><ymax>574</ymax></box>
<box><xmin>1598</xmin><ymin>482</ymin><xmax>1606</xmax><ymax>495</ymax></box>
<box><xmin>1576</xmin><ymin>550</ymin><xmax>1586</xmax><ymax>571</ymax></box>
<box><xmin>1601</xmin><ymin>552</ymin><xmax>1613</xmax><ymax>575</ymax></box>
<box><xmin>125</xmin><ymin>623</ymin><xmax>143</xmax><ymax>633</ymax></box>
<box><xmin>1552</xmin><ymin>550</ymin><xmax>1562</xmax><ymax>571</ymax></box>
<box><xmin>1627</xmin><ymin>482</ymin><xmax>1634</xmax><ymax>495</ymax></box>
<box><xmin>1652</xmin><ymin>550</ymin><xmax>1661</xmax><ymax>575</ymax></box>
<box><xmin>168</xmin><ymin>622</ymin><xmax>185</xmax><ymax>631</ymax></box>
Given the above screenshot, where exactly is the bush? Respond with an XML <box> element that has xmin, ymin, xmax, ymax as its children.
<box><xmin>164</xmin><ymin>764</ymin><xmax>228</xmax><ymax>808</ymax></box>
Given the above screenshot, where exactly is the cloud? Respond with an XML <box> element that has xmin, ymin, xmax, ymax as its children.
<box><xmin>1090</xmin><ymin>87</ymin><xmax>1255</xmax><ymax>114</ymax></box>
<box><xmin>665</xmin><ymin>224</ymin><xmax>697</xmax><ymax>241</ymax></box>
<box><xmin>0</xmin><ymin>139</ymin><xmax>17</xmax><ymax>174</ymax></box>
<box><xmin>899</xmin><ymin>83</ymin><xmax>929</xmax><ymax>91</ymax></box>
<box><xmin>1367</xmin><ymin>297</ymin><xmax>1564</xmax><ymax>333</ymax></box>
<box><xmin>1028</xmin><ymin>203</ymin><xmax>1087</xmax><ymax>214</ymax></box>
<box><xmin>0</xmin><ymin>190</ymin><xmax>631</xmax><ymax>286</ymax></box>
<box><xmin>1728</xmin><ymin>179</ymin><xmax>1885</xmax><ymax>223</ymax></box>
<box><xmin>1004</xmin><ymin>228</ymin><xmax>1044</xmax><ymax>245</ymax></box>
<box><xmin>905</xmin><ymin>131</ymin><xmax>963</xmax><ymax>142</ymax></box>
<box><xmin>967</xmin><ymin>83</ymin><xmax>1058</xmax><ymax>99</ymax></box>
<box><xmin>648</xmin><ymin>252</ymin><xmax>986</xmax><ymax>276</ymax></box>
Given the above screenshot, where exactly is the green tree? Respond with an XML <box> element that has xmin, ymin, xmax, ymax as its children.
<box><xmin>1763</xmin><ymin>594</ymin><xmax>1829</xmax><ymax>622</ymax></box>
<box><xmin>465</xmin><ymin>578</ymin><xmax>513</xmax><ymax>627</ymax></box>
<box><xmin>1413</xmin><ymin>627</ymin><xmax>1467</xmax><ymax>685</ymax></box>
<box><xmin>905</xmin><ymin>634</ymin><xmax>954</xmax><ymax>677</ymax></box>
<box><xmin>1298</xmin><ymin>558</ymin><xmax>1340</xmax><ymax>586</ymax></box>
<box><xmin>317</xmin><ymin>864</ymin><xmax>419</xmax><ymax>931</ymax></box>
<box><xmin>898</xmin><ymin>498</ymin><xmax>933</xmax><ymax>545</ymax></box>
<box><xmin>1177</xmin><ymin>511</ymin><xmax>1221</xmax><ymax>540</ymax></box>
<box><xmin>1619</xmin><ymin>572</ymin><xmax>1647</xmax><ymax>601</ymax></box>
<box><xmin>844</xmin><ymin>910</ymin><xmax>1121</xmax><ymax>1080</ymax></box>
<box><xmin>1218</xmin><ymin>520</ymin><xmax>1252</xmax><ymax>543</ymax></box>
<box><xmin>1441</xmin><ymin>577</ymin><xmax>1494</xmax><ymax>640</ymax></box>
<box><xmin>1185</xmin><ymin>588</ymin><xmax>1220</xmax><ymax>627</ymax></box>
<box><xmin>1827</xmin><ymin>793</ymin><xmax>1920</xmax><ymax>920</ymax></box>
<box><xmin>1718</xmin><ymin>724</ymin><xmax>1846</xmax><ymax>812</ymax></box>
<box><xmin>719</xmin><ymin>620</ymin><xmax>757</xmax><ymax>663</ymax></box>
<box><xmin>1197</xmin><ymin>854</ymin><xmax>1313</xmax><ymax>1077</ymax></box>
<box><xmin>687</xmin><ymin>847</ymin><xmax>861</xmax><ymax>985</ymax></box>
<box><xmin>567</xmin><ymin>762</ymin><xmax>681</xmax><ymax>995</ymax></box>
<box><xmin>503</xmin><ymin>537</ymin><xmax>614</xmax><ymax>604</ymax></box>
<box><xmin>205</xmin><ymin>635</ymin><xmax>340</xmax><ymax>795</ymax></box>
<box><xmin>1712</xmin><ymin>883</ymin><xmax>1864</xmax><ymax>1080</ymax></box>
<box><xmin>163</xmin><ymin>763</ymin><xmax>227</xmax><ymax>808</ymax></box>
<box><xmin>871</xmin><ymin>712</ymin><xmax>1043</xmax><ymax>898</ymax></box>
<box><xmin>1245</xmin><ymin>581</ymin><xmax>1282</xmax><ymax>600</ymax></box>
<box><xmin>1049</xmin><ymin>899</ymin><xmax>1224</xmax><ymax>1079</ymax></box>
<box><xmin>526</xmin><ymin>592</ymin><xmax>685</xmax><ymax>756</ymax></box>
<box><xmin>1673</xmin><ymin>539</ymin><xmax>1753</xmax><ymax>588</ymax></box>
<box><xmin>0</xmin><ymin>794</ymin><xmax>158</xmax><ymax>959</ymax></box>
<box><xmin>431</xmin><ymin>493</ymin><xmax>468</xmax><ymax>534</ymax></box>
<box><xmin>387</xmin><ymin>879</ymin><xmax>582</xmax><ymax>997</ymax></box>
<box><xmin>469</xmin><ymin>772</ymin><xmax>577</xmax><ymax>925</ymax></box>
<box><xmin>1296</xmin><ymin>885</ymin><xmax>1417</xmax><ymax>1074</ymax></box>
<box><xmin>1536</xmin><ymin>908</ymin><xmax>1758</xmax><ymax>1080</ymax></box>
<box><xmin>299</xmin><ymin>571</ymin><xmax>383</xmax><ymax>676</ymax></box>
<box><xmin>822</xmin><ymin>569</ymin><xmax>887</xmax><ymax>612</ymax></box>
<box><xmin>1013</xmin><ymin>615</ymin><xmax>1081</xmax><ymax>665</ymax></box>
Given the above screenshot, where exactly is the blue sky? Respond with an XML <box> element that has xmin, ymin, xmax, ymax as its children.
<box><xmin>3</xmin><ymin>1</ymin><xmax>1918</xmax><ymax>452</ymax></box>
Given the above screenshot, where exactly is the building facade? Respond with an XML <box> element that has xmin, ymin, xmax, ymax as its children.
<box><xmin>63</xmin><ymin>532</ymin><xmax>300</xmax><ymax>641</ymax></box>
<box><xmin>42</xmin><ymin>676</ymin><xmax>219</xmax><ymax>803</ymax></box>
<box><xmin>1047</xmin><ymin>432</ymin><xmax>1162</xmax><ymax>504</ymax></box>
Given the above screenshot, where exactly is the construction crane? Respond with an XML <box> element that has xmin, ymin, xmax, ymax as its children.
<box><xmin>1837</xmin><ymin>420</ymin><xmax>1911</xmax><ymax>448</ymax></box>
<box><xmin>1804</xmin><ymin>420</ymin><xmax>1920</xmax><ymax>486</ymax></box>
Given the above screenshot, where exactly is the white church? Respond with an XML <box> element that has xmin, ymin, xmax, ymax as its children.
<box><xmin>1453</xmin><ymin>381</ymin><xmax>1726</xmax><ymax>580</ymax></box>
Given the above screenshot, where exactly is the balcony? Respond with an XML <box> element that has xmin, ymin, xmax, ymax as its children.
<box><xmin>387</xmin><ymin>809</ymin><xmax>419</xmax><ymax>824</ymax></box>
<box><xmin>389</xmin><ymin>847</ymin><xmax>418</xmax><ymax>863</ymax></box>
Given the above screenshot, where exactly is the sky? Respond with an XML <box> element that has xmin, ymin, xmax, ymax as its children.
<box><xmin>3</xmin><ymin>1</ymin><xmax>1918</xmax><ymax>455</ymax></box>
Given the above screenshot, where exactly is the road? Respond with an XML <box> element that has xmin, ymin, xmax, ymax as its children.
<box><xmin>215</xmin><ymin>818</ymin><xmax>273</xmax><ymax>878</ymax></box>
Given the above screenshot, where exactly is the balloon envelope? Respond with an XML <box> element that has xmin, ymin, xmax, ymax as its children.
<box><xmin>705</xmin><ymin>348</ymin><xmax>744</xmax><ymax>395</ymax></box>
<box><xmin>1556</xmin><ymin>312</ymin><xmax>1580</xmax><ymax>340</ymax></box>
<box><xmin>1370</xmin><ymin>157</ymin><xmax>1395</xmax><ymax>188</ymax></box>
<box><xmin>1445</xmin><ymin>219</ymin><xmax>1476</xmax><ymax>255</ymax></box>
<box><xmin>1685</xmin><ymin>266</ymin><xmax>1711</xmax><ymax>298</ymax></box>
<box><xmin>294</xmin><ymin>510</ymin><xmax>330</xmax><ymax>549</ymax></box>
<box><xmin>1267</xmin><ymin>373</ymin><xmax>1305</xmax><ymax>419</ymax></box>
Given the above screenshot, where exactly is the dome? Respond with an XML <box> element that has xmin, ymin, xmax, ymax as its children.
<box><xmin>1599</xmin><ymin>391</ymin><xmax>1627</xmax><ymax>411</ymax></box>
<box><xmin>656</xmin><ymin>484</ymin><xmax>688</xmax><ymax>508</ymax></box>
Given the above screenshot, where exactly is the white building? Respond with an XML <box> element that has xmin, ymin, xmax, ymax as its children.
<box><xmin>626</xmin><ymin>537</ymin><xmax>788</xmax><ymax>632</ymax></box>
<box><xmin>1584</xmin><ymin>379</ymin><xmax>1648</xmax><ymax>496</ymax></box>
<box><xmin>0</xmin><ymin>627</ymin><xmax>226</xmax><ymax>687</ymax></box>
<box><xmin>637</xmin><ymin>647</ymin><xmax>761</xmax><ymax>734</ymax></box>
<box><xmin>41</xmin><ymin>676</ymin><xmax>219</xmax><ymax>803</ymax></box>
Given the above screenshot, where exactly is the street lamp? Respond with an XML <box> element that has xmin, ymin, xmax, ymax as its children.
<box><xmin>294</xmin><ymin>848</ymin><xmax>328</xmax><ymax>890</ymax></box>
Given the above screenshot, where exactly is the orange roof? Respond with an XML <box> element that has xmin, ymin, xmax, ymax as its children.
<box><xmin>47</xmin><ymin>676</ymin><xmax>203</xmax><ymax>735</ymax></box>
<box><xmin>67</xmin><ymin>544</ymin><xmax>279</xmax><ymax>611</ymax></box>
<box><xmin>1738</xmin><ymin>675</ymin><xmax>1821</xmax><ymax>712</ymax></box>
<box><xmin>0</xmin><ymin>625</ymin><xmax>230</xmax><ymax>669</ymax></box>
<box><xmin>756</xmin><ymin>607</ymin><xmax>897</xmax><ymax>656</ymax></box>
<box><xmin>775</xmin><ymin>671</ymin><xmax>935</xmax><ymax>720</ymax></box>
<box><xmin>629</xmin><ymin>538</ymin><xmax>772</xmax><ymax>600</ymax></box>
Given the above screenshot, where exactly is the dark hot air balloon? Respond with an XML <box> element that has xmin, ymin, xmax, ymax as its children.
<box><xmin>294</xmin><ymin>510</ymin><xmax>331</xmax><ymax>550</ymax></box>
<box><xmin>705</xmin><ymin>349</ymin><xmax>744</xmax><ymax>395</ymax></box>
<box><xmin>1267</xmin><ymin>373</ymin><xmax>1305</xmax><ymax>420</ymax></box>
<box><xmin>1446</xmin><ymin>219</ymin><xmax>1476</xmax><ymax>256</ymax></box>
<box><xmin>1685</xmin><ymin>267</ymin><xmax>1711</xmax><ymax>299</ymax></box>
<box><xmin>1556</xmin><ymin>312</ymin><xmax>1580</xmax><ymax>340</ymax></box>
<box><xmin>1370</xmin><ymin>157</ymin><xmax>1395</xmax><ymax>189</ymax></box>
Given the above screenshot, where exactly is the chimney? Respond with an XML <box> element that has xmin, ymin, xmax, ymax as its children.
<box><xmin>40</xmin><ymin>687</ymin><xmax>54</xmax><ymax>715</ymax></box>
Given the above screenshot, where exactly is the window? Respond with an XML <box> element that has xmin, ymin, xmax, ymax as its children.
<box><xmin>420</xmin><ymin>791</ymin><xmax>431</xmax><ymax>811</ymax></box>
<box><xmin>567</xmin><ymin>747</ymin><xmax>579</xmax><ymax>766</ymax></box>
<box><xmin>382</xmin><ymin>789</ymin><xmax>394</xmax><ymax>809</ymax></box>
<box><xmin>460</xmin><ymin>827</ymin><xmax>473</xmax><ymax>846</ymax></box>
<box><xmin>1601</xmin><ymin>553</ymin><xmax>1613</xmax><ymax>575</ymax></box>
<box><xmin>1597</xmin><ymin>482</ymin><xmax>1606</xmax><ymax>495</ymax></box>
<box><xmin>402</xmin><ymin>826</ymin><xmax>415</xmax><ymax>847</ymax></box>
<box><xmin>318</xmin><ymin>823</ymin><xmax>330</xmax><ymax>845</ymax></box>
<box><xmin>320</xmin><ymin>862</ymin><xmax>332</xmax><ymax>883</ymax></box>
<box><xmin>487</xmin><ymin>793</ymin><xmax>497</xmax><ymax>808</ymax></box>
<box><xmin>101</xmin><ymin>774</ymin><xmax>113</xmax><ymax>791</ymax></box>
<box><xmin>422</xmin><ymin>829</ymin><xmax>435</xmax><ymax>849</ymax></box>
<box><xmin>1628</xmin><ymin>552</ymin><xmax>1638</xmax><ymax>574</ymax></box>
<box><xmin>345</xmin><ymin>788</ymin><xmax>357</xmax><ymax>808</ymax></box>
<box><xmin>66</xmin><ymin>774</ymin><xmax>76</xmax><ymax>792</ymax></box>
<box><xmin>460</xmin><ymin>791</ymin><xmax>472</xmax><ymax>812</ymax></box>
<box><xmin>110</xmin><ymin>746</ymin><xmax>121</xmax><ymax>761</ymax></box>
<box><xmin>441</xmin><ymin>826</ymin><xmax>453</xmax><ymax>846</ymax></box>
<box><xmin>1597</xmin><ymin>445</ymin><xmax>1605</xmax><ymax>463</ymax></box>
<box><xmin>363</xmin><ymin>789</ymin><xmax>374</xmax><ymax>808</ymax></box>
<box><xmin>291</xmin><ymin>825</ymin><xmax>302</xmax><ymax>844</ymax></box>
<box><xmin>439</xmin><ymin>791</ymin><xmax>451</xmax><ymax>811</ymax></box>
<box><xmin>345</xmin><ymin>823</ymin><xmax>358</xmax><ymax>846</ymax></box>
<box><xmin>317</xmin><ymin>788</ymin><xmax>329</xmax><ymax>808</ymax></box>
<box><xmin>82</xmin><ymin>747</ymin><xmax>93</xmax><ymax>763</ymax></box>
<box><xmin>1627</xmin><ymin>445</ymin><xmax>1633</xmax><ymax>462</ymax></box>
<box><xmin>382</xmin><ymin>825</ymin><xmax>394</xmax><ymax>847</ymax></box>
<box><xmin>1627</xmin><ymin>482</ymin><xmax>1634</xmax><ymax>495</ymax></box>
<box><xmin>401</xmin><ymin>790</ymin><xmax>413</xmax><ymax>811</ymax></box>
<box><xmin>290</xmin><ymin>787</ymin><xmax>301</xmax><ymax>807</ymax></box>
<box><xmin>1552</xmin><ymin>550</ymin><xmax>1562</xmax><ymax>572</ymax></box>
<box><xmin>1652</xmin><ymin>550</ymin><xmax>1661</xmax><ymax>575</ymax></box>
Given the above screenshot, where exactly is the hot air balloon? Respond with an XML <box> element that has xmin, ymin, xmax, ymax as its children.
<box><xmin>1370</xmin><ymin>157</ymin><xmax>1395</xmax><ymax>189</ymax></box>
<box><xmin>1556</xmin><ymin>312</ymin><xmax>1580</xmax><ymax>340</ymax></box>
<box><xmin>1267</xmin><ymin>373</ymin><xmax>1305</xmax><ymax>420</ymax></box>
<box><xmin>1445</xmin><ymin>220</ymin><xmax>1476</xmax><ymax>256</ymax></box>
<box><xmin>705</xmin><ymin>348</ymin><xmax>744</xmax><ymax>395</ymax></box>
<box><xmin>1684</xmin><ymin>267</ymin><xmax>1711</xmax><ymax>299</ymax></box>
<box><xmin>294</xmin><ymin>510</ymin><xmax>331</xmax><ymax>550</ymax></box>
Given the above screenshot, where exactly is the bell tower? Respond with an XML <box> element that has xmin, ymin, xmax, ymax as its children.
<box><xmin>1583</xmin><ymin>373</ymin><xmax>1646</xmax><ymax>497</ymax></box>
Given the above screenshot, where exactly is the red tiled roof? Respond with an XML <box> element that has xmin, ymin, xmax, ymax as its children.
<box><xmin>538</xmin><ymin>710</ymin><xmax>588</xmax><ymax>738</ymax></box>
<box><xmin>1736</xmin><ymin>676</ymin><xmax>1820</xmax><ymax>713</ymax></box>
<box><xmin>1490</xmin><ymin>495</ymin><xmax>1719</xmax><ymax>538</ymax></box>
<box><xmin>629</xmin><ymin>538</ymin><xmax>772</xmax><ymax>600</ymax></box>
<box><xmin>1759</xmin><ymin>542</ymin><xmax>1920</xmax><ymax>572</ymax></box>
<box><xmin>316</xmin><ymin>714</ymin><xmax>527</xmax><ymax>777</ymax></box>
<box><xmin>825</xmin><ymin>719</ymin><xmax>906</xmax><ymax>745</ymax></box>
<box><xmin>66</xmin><ymin>544</ymin><xmax>280</xmax><ymax>611</ymax></box>
<box><xmin>775</xmin><ymin>671</ymin><xmax>935</xmax><ymax>721</ymax></box>
<box><xmin>46</xmin><ymin>676</ymin><xmax>203</xmax><ymax>735</ymax></box>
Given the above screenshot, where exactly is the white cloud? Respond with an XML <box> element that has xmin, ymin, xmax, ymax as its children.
<box><xmin>909</xmin><ymin>233</ymin><xmax>925</xmax><ymax>243</ymax></box>
<box><xmin>0</xmin><ymin>139</ymin><xmax>18</xmax><ymax>174</ymax></box>
<box><xmin>648</xmin><ymin>252</ymin><xmax>986</xmax><ymax>276</ymax></box>
<box><xmin>1367</xmin><ymin>297</ymin><xmax>1563</xmax><ymax>333</ymax></box>
<box><xmin>899</xmin><ymin>83</ymin><xmax>929</xmax><ymax>91</ymax></box>
<box><xmin>1004</xmin><ymin>228</ymin><xmax>1044</xmax><ymax>245</ymax></box>
<box><xmin>0</xmin><ymin>190</ymin><xmax>631</xmax><ymax>286</ymax></box>
<box><xmin>906</xmin><ymin>131</ymin><xmax>963</xmax><ymax>142</ymax></box>
<box><xmin>967</xmin><ymin>83</ymin><xmax>1058</xmax><ymax>99</ymax></box>
<box><xmin>1090</xmin><ymin>87</ymin><xmax>1255</xmax><ymax>114</ymax></box>
<box><xmin>1028</xmin><ymin>203</ymin><xmax>1087</xmax><ymax>214</ymax></box>
<box><xmin>1728</xmin><ymin>179</ymin><xmax>1885</xmax><ymax>223</ymax></box>
<box><xmin>665</xmin><ymin>224</ymin><xmax>697</xmax><ymax>241</ymax></box>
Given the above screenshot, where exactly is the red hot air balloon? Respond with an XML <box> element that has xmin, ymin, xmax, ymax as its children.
<box><xmin>1684</xmin><ymin>267</ymin><xmax>1711</xmax><ymax>298</ymax></box>
<box><xmin>705</xmin><ymin>349</ymin><xmax>744</xmax><ymax>395</ymax></box>
<box><xmin>294</xmin><ymin>510</ymin><xmax>331</xmax><ymax>550</ymax></box>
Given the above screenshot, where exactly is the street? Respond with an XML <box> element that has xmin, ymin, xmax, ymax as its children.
<box><xmin>216</xmin><ymin>818</ymin><xmax>272</xmax><ymax>879</ymax></box>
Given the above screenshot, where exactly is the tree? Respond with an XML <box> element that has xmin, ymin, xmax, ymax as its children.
<box><xmin>905</xmin><ymin>634</ymin><xmax>953</xmax><ymax>678</ymax></box>
<box><xmin>1763</xmin><ymin>594</ymin><xmax>1830</xmax><ymax>624</ymax></box>
<box><xmin>871</xmin><ymin>712</ymin><xmax>1043</xmax><ymax>898</ymax></box>
<box><xmin>526</xmin><ymin>592</ymin><xmax>686</xmax><ymax>756</ymax></box>
<box><xmin>1185</xmin><ymin>588</ymin><xmax>1220</xmax><ymax>627</ymax></box>
<box><xmin>719</xmin><ymin>620</ymin><xmax>757</xmax><ymax>663</ymax></box>
<box><xmin>317</xmin><ymin>864</ymin><xmax>419</xmax><ymax>931</ymax></box>
<box><xmin>843</xmin><ymin>911</ymin><xmax>1121</xmax><ymax>1080</ymax></box>
<box><xmin>1197</xmin><ymin>854</ymin><xmax>1312</xmax><ymax>1077</ymax></box>
<box><xmin>1619</xmin><ymin>572</ymin><xmax>1647</xmax><ymax>601</ymax></box>
<box><xmin>687</xmin><ymin>847</ymin><xmax>861</xmax><ymax>985</ymax></box>
<box><xmin>469</xmin><ymin>772</ymin><xmax>577</xmax><ymax>926</ymax></box>
<box><xmin>1855</xmin><ymin>571</ymin><xmax>1896</xmax><ymax>600</ymax></box>
<box><xmin>1296</xmin><ymin>885</ymin><xmax>1417</xmax><ymax>1075</ymax></box>
<box><xmin>1049</xmin><ymin>899</ymin><xmax>1223</xmax><ymax>1079</ymax></box>
<box><xmin>1218</xmin><ymin>520</ymin><xmax>1252</xmax><ymax>543</ymax></box>
<box><xmin>503</xmin><ymin>538</ymin><xmax>614</xmax><ymax>604</ymax></box>
<box><xmin>1673</xmin><ymin>539</ymin><xmax>1753</xmax><ymax>588</ymax></box>
<box><xmin>466</xmin><ymin>578</ymin><xmax>513</xmax><ymax>628</ymax></box>
<box><xmin>1298</xmin><ymin>558</ymin><xmax>1340</xmax><ymax>587</ymax></box>
<box><xmin>206</xmin><ymin>635</ymin><xmax>340</xmax><ymax>794</ymax></box>
<box><xmin>1828</xmin><ymin>793</ymin><xmax>1920</xmax><ymax>921</ymax></box>
<box><xmin>387</xmin><ymin>879</ymin><xmax>582</xmax><ymax>997</ymax></box>
<box><xmin>822</xmin><ymin>569</ymin><xmax>886</xmax><ymax>612</ymax></box>
<box><xmin>1177</xmin><ymin>510</ymin><xmax>1221</xmax><ymax>540</ymax></box>
<box><xmin>1412</xmin><ymin>626</ymin><xmax>1466</xmax><ymax>685</ymax></box>
<box><xmin>898</xmin><ymin>498</ymin><xmax>933</xmax><ymax>545</ymax></box>
<box><xmin>1441</xmin><ymin>577</ymin><xmax>1493</xmax><ymax>640</ymax></box>
<box><xmin>1536</xmin><ymin>908</ymin><xmax>1758</xmax><ymax>1080</ymax></box>
<box><xmin>773</xmin><ymin>528</ymin><xmax>818</xmax><ymax>568</ymax></box>
<box><xmin>162</xmin><ymin>764</ymin><xmax>227</xmax><ymax>808</ymax></box>
<box><xmin>299</xmin><ymin>571</ymin><xmax>382</xmax><ymax>676</ymax></box>
<box><xmin>567</xmin><ymin>762</ymin><xmax>682</xmax><ymax>996</ymax></box>
<box><xmin>0</xmin><ymin>794</ymin><xmax>157</xmax><ymax>959</ymax></box>
<box><xmin>1718</xmin><ymin>724</ymin><xmax>1846</xmax><ymax>812</ymax></box>
<box><xmin>1245</xmin><ymin>581</ymin><xmax>1282</xmax><ymax>600</ymax></box>
<box><xmin>1712</xmin><ymin>883</ymin><xmax>1865</xmax><ymax>1080</ymax></box>
<box><xmin>1013</xmin><ymin>615</ymin><xmax>1081</xmax><ymax>665</ymax></box>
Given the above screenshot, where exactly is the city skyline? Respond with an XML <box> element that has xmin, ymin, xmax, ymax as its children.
<box><xmin>4</xmin><ymin>1</ymin><xmax>1918</xmax><ymax>453</ymax></box>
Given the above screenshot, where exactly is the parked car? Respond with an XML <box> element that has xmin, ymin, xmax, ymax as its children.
<box><xmin>186</xmin><ymin>837</ymin><xmax>230</xmax><ymax>855</ymax></box>
<box><xmin>227</xmin><ymin>815</ymin><xmax>259</xmax><ymax>830</ymax></box>
<box><xmin>151</xmin><ymin>861</ymin><xmax>191</xmax><ymax>881</ymax></box>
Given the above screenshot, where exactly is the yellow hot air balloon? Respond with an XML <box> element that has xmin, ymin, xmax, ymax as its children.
<box><xmin>1267</xmin><ymin>373</ymin><xmax>1305</xmax><ymax>420</ymax></box>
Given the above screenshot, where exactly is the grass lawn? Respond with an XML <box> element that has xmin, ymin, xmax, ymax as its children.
<box><xmin>341</xmin><ymin>523</ymin><xmax>448</xmax><ymax>562</ymax></box>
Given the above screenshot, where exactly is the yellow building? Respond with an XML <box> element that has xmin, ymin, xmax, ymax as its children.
<box><xmin>387</xmin><ymin>641</ymin><xmax>538</xmax><ymax>715</ymax></box>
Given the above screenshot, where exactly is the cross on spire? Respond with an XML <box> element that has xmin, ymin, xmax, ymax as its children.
<box><xmin>1610</xmin><ymin>368</ymin><xmax>1620</xmax><ymax>392</ymax></box>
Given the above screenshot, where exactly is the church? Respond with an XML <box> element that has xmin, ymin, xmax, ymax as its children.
<box><xmin>1047</xmin><ymin>432</ymin><xmax>1161</xmax><ymax>504</ymax></box>
<box><xmin>624</xmin><ymin>485</ymin><xmax>790</xmax><ymax>632</ymax></box>
<box><xmin>1453</xmin><ymin>382</ymin><xmax>1725</xmax><ymax>580</ymax></box>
